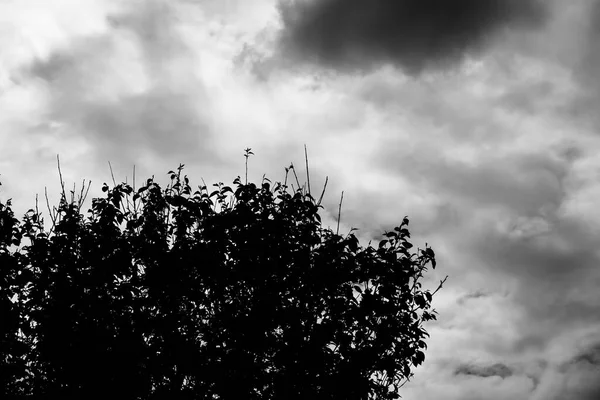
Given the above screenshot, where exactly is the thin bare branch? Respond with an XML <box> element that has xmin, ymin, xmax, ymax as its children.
<box><xmin>132</xmin><ymin>165</ymin><xmax>138</xmax><ymax>217</ymax></box>
<box><xmin>290</xmin><ymin>163</ymin><xmax>301</xmax><ymax>193</ymax></box>
<box><xmin>78</xmin><ymin>179</ymin><xmax>91</xmax><ymax>210</ymax></box>
<box><xmin>44</xmin><ymin>186</ymin><xmax>56</xmax><ymax>235</ymax></box>
<box><xmin>317</xmin><ymin>176</ymin><xmax>328</xmax><ymax>207</ymax></box>
<box><xmin>70</xmin><ymin>181</ymin><xmax>76</xmax><ymax>204</ymax></box>
<box><xmin>34</xmin><ymin>194</ymin><xmax>41</xmax><ymax>239</ymax></box>
<box><xmin>56</xmin><ymin>154</ymin><xmax>66</xmax><ymax>204</ymax></box>
<box><xmin>284</xmin><ymin>166</ymin><xmax>291</xmax><ymax>188</ymax></box>
<box><xmin>108</xmin><ymin>161</ymin><xmax>117</xmax><ymax>187</ymax></box>
<box><xmin>336</xmin><ymin>191</ymin><xmax>344</xmax><ymax>235</ymax></box>
<box><xmin>304</xmin><ymin>144</ymin><xmax>311</xmax><ymax>197</ymax></box>
<box><xmin>431</xmin><ymin>275</ymin><xmax>449</xmax><ymax>297</ymax></box>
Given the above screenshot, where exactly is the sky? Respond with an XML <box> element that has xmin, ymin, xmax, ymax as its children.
<box><xmin>1</xmin><ymin>0</ymin><xmax>600</xmax><ymax>398</ymax></box>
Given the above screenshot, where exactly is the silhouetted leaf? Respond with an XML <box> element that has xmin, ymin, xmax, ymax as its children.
<box><xmin>0</xmin><ymin>153</ymin><xmax>443</xmax><ymax>400</ymax></box>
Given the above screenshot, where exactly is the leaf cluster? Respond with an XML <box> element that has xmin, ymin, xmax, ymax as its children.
<box><xmin>0</xmin><ymin>156</ymin><xmax>446</xmax><ymax>400</ymax></box>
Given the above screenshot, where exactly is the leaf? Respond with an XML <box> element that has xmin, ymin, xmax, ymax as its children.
<box><xmin>412</xmin><ymin>351</ymin><xmax>425</xmax><ymax>366</ymax></box>
<box><xmin>425</xmin><ymin>292</ymin><xmax>432</xmax><ymax>302</ymax></box>
<box><xmin>0</xmin><ymin>158</ymin><xmax>444</xmax><ymax>399</ymax></box>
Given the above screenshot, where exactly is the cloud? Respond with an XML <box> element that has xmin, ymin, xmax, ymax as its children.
<box><xmin>274</xmin><ymin>0</ymin><xmax>547</xmax><ymax>74</ymax></box>
<box><xmin>21</xmin><ymin>0</ymin><xmax>224</xmax><ymax>170</ymax></box>
<box><xmin>2</xmin><ymin>2</ymin><xmax>600</xmax><ymax>400</ymax></box>
<box><xmin>536</xmin><ymin>342</ymin><xmax>600</xmax><ymax>400</ymax></box>
<box><xmin>455</xmin><ymin>362</ymin><xmax>513</xmax><ymax>379</ymax></box>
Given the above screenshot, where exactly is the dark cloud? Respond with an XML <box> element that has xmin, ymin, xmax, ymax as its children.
<box><xmin>456</xmin><ymin>290</ymin><xmax>488</xmax><ymax>305</ymax></box>
<box><xmin>554</xmin><ymin>343</ymin><xmax>600</xmax><ymax>400</ymax></box>
<box><xmin>455</xmin><ymin>362</ymin><xmax>513</xmax><ymax>379</ymax></box>
<box><xmin>569</xmin><ymin>344</ymin><xmax>600</xmax><ymax>368</ymax></box>
<box><xmin>276</xmin><ymin>0</ymin><xmax>547</xmax><ymax>74</ymax></box>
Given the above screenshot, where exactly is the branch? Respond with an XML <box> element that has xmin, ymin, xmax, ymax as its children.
<box><xmin>290</xmin><ymin>163</ymin><xmax>302</xmax><ymax>193</ymax></box>
<box><xmin>77</xmin><ymin>179</ymin><xmax>91</xmax><ymax>210</ymax></box>
<box><xmin>108</xmin><ymin>161</ymin><xmax>117</xmax><ymax>187</ymax></box>
<box><xmin>44</xmin><ymin>186</ymin><xmax>57</xmax><ymax>235</ymax></box>
<box><xmin>336</xmin><ymin>191</ymin><xmax>344</xmax><ymax>235</ymax></box>
<box><xmin>56</xmin><ymin>154</ymin><xmax>66</xmax><ymax>204</ymax></box>
<box><xmin>317</xmin><ymin>176</ymin><xmax>328</xmax><ymax>207</ymax></box>
<box><xmin>431</xmin><ymin>275</ymin><xmax>449</xmax><ymax>297</ymax></box>
<box><xmin>304</xmin><ymin>144</ymin><xmax>311</xmax><ymax>197</ymax></box>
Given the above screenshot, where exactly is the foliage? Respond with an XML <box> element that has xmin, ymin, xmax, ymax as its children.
<box><xmin>0</xmin><ymin>152</ymin><xmax>446</xmax><ymax>399</ymax></box>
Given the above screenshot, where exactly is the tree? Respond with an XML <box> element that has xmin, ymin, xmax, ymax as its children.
<box><xmin>0</xmin><ymin>150</ymin><xmax>447</xmax><ymax>399</ymax></box>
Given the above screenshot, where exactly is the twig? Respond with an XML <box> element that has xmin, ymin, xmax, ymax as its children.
<box><xmin>336</xmin><ymin>191</ymin><xmax>344</xmax><ymax>235</ymax></box>
<box><xmin>431</xmin><ymin>275</ymin><xmax>449</xmax><ymax>297</ymax></box>
<box><xmin>34</xmin><ymin>194</ymin><xmax>41</xmax><ymax>238</ymax></box>
<box><xmin>77</xmin><ymin>179</ymin><xmax>91</xmax><ymax>210</ymax></box>
<box><xmin>56</xmin><ymin>155</ymin><xmax>66</xmax><ymax>204</ymax></box>
<box><xmin>108</xmin><ymin>161</ymin><xmax>117</xmax><ymax>187</ymax></box>
<box><xmin>132</xmin><ymin>165</ymin><xmax>138</xmax><ymax>217</ymax></box>
<box><xmin>44</xmin><ymin>187</ymin><xmax>57</xmax><ymax>235</ymax></box>
<box><xmin>317</xmin><ymin>176</ymin><xmax>328</xmax><ymax>207</ymax></box>
<box><xmin>304</xmin><ymin>144</ymin><xmax>311</xmax><ymax>197</ymax></box>
<box><xmin>398</xmin><ymin>373</ymin><xmax>413</xmax><ymax>389</ymax></box>
<box><xmin>244</xmin><ymin>147</ymin><xmax>254</xmax><ymax>185</ymax></box>
<box><xmin>70</xmin><ymin>182</ymin><xmax>76</xmax><ymax>204</ymax></box>
<box><xmin>284</xmin><ymin>165</ymin><xmax>291</xmax><ymax>188</ymax></box>
<box><xmin>290</xmin><ymin>163</ymin><xmax>301</xmax><ymax>193</ymax></box>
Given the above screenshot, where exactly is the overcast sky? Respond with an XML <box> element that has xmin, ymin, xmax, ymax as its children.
<box><xmin>2</xmin><ymin>0</ymin><xmax>600</xmax><ymax>398</ymax></box>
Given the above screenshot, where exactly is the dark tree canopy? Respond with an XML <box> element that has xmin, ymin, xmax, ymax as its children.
<box><xmin>0</xmin><ymin>152</ymin><xmax>446</xmax><ymax>400</ymax></box>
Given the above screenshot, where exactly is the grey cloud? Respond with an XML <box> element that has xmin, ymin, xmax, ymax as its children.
<box><xmin>467</xmin><ymin>190</ymin><xmax>600</xmax><ymax>338</ymax></box>
<box><xmin>544</xmin><ymin>1</ymin><xmax>600</xmax><ymax>135</ymax></box>
<box><xmin>106</xmin><ymin>2</ymin><xmax>187</xmax><ymax>77</ymax></box>
<box><xmin>454</xmin><ymin>362</ymin><xmax>513</xmax><ymax>379</ymax></box>
<box><xmin>389</xmin><ymin>150</ymin><xmax>569</xmax><ymax>217</ymax></box>
<box><xmin>24</xmin><ymin>1</ymin><xmax>223</xmax><ymax>169</ymax></box>
<box><xmin>495</xmin><ymin>80</ymin><xmax>555</xmax><ymax>115</ymax></box>
<box><xmin>578</xmin><ymin>1</ymin><xmax>600</xmax><ymax>87</ymax></box>
<box><xmin>475</xmin><ymin>218</ymin><xmax>598</xmax><ymax>284</ymax></box>
<box><xmin>552</xmin><ymin>344</ymin><xmax>600</xmax><ymax>400</ymax></box>
<box><xmin>275</xmin><ymin>0</ymin><xmax>547</xmax><ymax>75</ymax></box>
<box><xmin>372</xmin><ymin>140</ymin><xmax>600</xmax><ymax>358</ymax></box>
<box><xmin>456</xmin><ymin>290</ymin><xmax>488</xmax><ymax>305</ymax></box>
<box><xmin>569</xmin><ymin>344</ymin><xmax>600</xmax><ymax>369</ymax></box>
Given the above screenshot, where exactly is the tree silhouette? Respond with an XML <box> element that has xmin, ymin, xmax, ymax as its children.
<box><xmin>0</xmin><ymin>150</ymin><xmax>447</xmax><ymax>400</ymax></box>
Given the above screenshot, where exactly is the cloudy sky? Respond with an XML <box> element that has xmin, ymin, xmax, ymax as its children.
<box><xmin>2</xmin><ymin>0</ymin><xmax>600</xmax><ymax>398</ymax></box>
